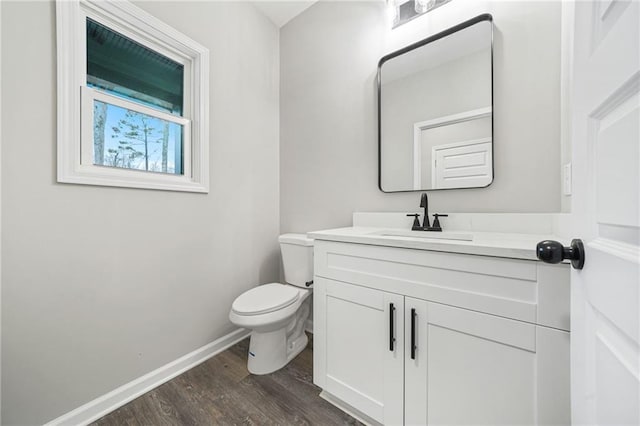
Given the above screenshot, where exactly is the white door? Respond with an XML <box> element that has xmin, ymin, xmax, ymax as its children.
<box><xmin>404</xmin><ymin>297</ymin><xmax>429</xmax><ymax>426</ymax></box>
<box><xmin>313</xmin><ymin>277</ymin><xmax>404</xmax><ymax>425</ymax></box>
<box><xmin>570</xmin><ymin>1</ymin><xmax>640</xmax><ymax>425</ymax></box>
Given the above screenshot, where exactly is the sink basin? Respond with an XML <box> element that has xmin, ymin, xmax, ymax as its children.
<box><xmin>373</xmin><ymin>229</ymin><xmax>473</xmax><ymax>241</ymax></box>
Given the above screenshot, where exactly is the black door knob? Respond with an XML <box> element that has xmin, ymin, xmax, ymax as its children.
<box><xmin>536</xmin><ymin>239</ymin><xmax>585</xmax><ymax>270</ymax></box>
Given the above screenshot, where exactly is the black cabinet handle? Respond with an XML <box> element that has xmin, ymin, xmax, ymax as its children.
<box><xmin>411</xmin><ymin>308</ymin><xmax>417</xmax><ymax>360</ymax></box>
<box><xmin>389</xmin><ymin>303</ymin><xmax>396</xmax><ymax>351</ymax></box>
<box><xmin>536</xmin><ymin>239</ymin><xmax>585</xmax><ymax>270</ymax></box>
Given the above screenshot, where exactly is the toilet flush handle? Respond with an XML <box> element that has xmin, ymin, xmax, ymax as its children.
<box><xmin>305</xmin><ymin>280</ymin><xmax>313</xmax><ymax>287</ymax></box>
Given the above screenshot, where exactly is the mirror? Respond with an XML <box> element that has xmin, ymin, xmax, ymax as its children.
<box><xmin>378</xmin><ymin>14</ymin><xmax>493</xmax><ymax>192</ymax></box>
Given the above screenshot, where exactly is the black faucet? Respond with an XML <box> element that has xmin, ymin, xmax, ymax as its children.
<box><xmin>406</xmin><ymin>193</ymin><xmax>448</xmax><ymax>232</ymax></box>
<box><xmin>406</xmin><ymin>214</ymin><xmax>422</xmax><ymax>231</ymax></box>
<box><xmin>420</xmin><ymin>193</ymin><xmax>430</xmax><ymax>229</ymax></box>
<box><xmin>430</xmin><ymin>213</ymin><xmax>448</xmax><ymax>232</ymax></box>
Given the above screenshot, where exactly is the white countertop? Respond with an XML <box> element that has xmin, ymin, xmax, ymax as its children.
<box><xmin>308</xmin><ymin>226</ymin><xmax>567</xmax><ymax>261</ymax></box>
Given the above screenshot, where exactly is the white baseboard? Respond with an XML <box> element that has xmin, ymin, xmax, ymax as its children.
<box><xmin>45</xmin><ymin>328</ymin><xmax>251</xmax><ymax>426</ymax></box>
<box><xmin>305</xmin><ymin>317</ymin><xmax>313</xmax><ymax>334</ymax></box>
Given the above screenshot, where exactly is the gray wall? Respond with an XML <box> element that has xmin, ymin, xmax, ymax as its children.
<box><xmin>280</xmin><ymin>0</ymin><xmax>562</xmax><ymax>233</ymax></box>
<box><xmin>1</xmin><ymin>1</ymin><xmax>280</xmax><ymax>424</ymax></box>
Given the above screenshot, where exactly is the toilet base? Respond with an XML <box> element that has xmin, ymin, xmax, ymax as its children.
<box><xmin>247</xmin><ymin>298</ymin><xmax>310</xmax><ymax>375</ymax></box>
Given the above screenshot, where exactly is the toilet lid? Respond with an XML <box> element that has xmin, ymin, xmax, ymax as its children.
<box><xmin>232</xmin><ymin>283</ymin><xmax>300</xmax><ymax>316</ymax></box>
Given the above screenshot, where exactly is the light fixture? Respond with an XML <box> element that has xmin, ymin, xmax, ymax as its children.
<box><xmin>414</xmin><ymin>0</ymin><xmax>433</xmax><ymax>14</ymax></box>
<box><xmin>391</xmin><ymin>0</ymin><xmax>453</xmax><ymax>29</ymax></box>
<box><xmin>386</xmin><ymin>0</ymin><xmax>400</xmax><ymax>28</ymax></box>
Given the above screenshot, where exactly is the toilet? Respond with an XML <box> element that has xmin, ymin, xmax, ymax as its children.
<box><xmin>229</xmin><ymin>233</ymin><xmax>313</xmax><ymax>375</ymax></box>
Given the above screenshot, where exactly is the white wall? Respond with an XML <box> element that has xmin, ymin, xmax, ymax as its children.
<box><xmin>280</xmin><ymin>0</ymin><xmax>562</xmax><ymax>233</ymax></box>
<box><xmin>560</xmin><ymin>1</ymin><xmax>574</xmax><ymax>213</ymax></box>
<box><xmin>0</xmin><ymin>1</ymin><xmax>3</xmax><ymax>422</ymax></box>
<box><xmin>1</xmin><ymin>1</ymin><xmax>280</xmax><ymax>424</ymax></box>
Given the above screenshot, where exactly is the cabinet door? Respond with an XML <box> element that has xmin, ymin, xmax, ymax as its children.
<box><xmin>404</xmin><ymin>301</ymin><xmax>570</xmax><ymax>426</ymax></box>
<box><xmin>404</xmin><ymin>297</ymin><xmax>429</xmax><ymax>426</ymax></box>
<box><xmin>314</xmin><ymin>277</ymin><xmax>404</xmax><ymax>425</ymax></box>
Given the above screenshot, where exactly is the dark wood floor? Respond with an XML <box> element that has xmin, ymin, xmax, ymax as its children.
<box><xmin>92</xmin><ymin>333</ymin><xmax>361</xmax><ymax>425</ymax></box>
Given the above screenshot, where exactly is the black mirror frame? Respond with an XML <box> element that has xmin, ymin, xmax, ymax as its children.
<box><xmin>378</xmin><ymin>13</ymin><xmax>494</xmax><ymax>193</ymax></box>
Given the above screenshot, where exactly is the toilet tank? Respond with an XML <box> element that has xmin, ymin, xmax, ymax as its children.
<box><xmin>278</xmin><ymin>234</ymin><xmax>314</xmax><ymax>288</ymax></box>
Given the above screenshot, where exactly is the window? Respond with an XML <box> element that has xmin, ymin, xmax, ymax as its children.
<box><xmin>57</xmin><ymin>0</ymin><xmax>209</xmax><ymax>192</ymax></box>
<box><xmin>85</xmin><ymin>19</ymin><xmax>186</xmax><ymax>175</ymax></box>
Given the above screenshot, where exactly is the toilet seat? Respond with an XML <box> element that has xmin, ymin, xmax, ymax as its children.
<box><xmin>232</xmin><ymin>283</ymin><xmax>300</xmax><ymax>316</ymax></box>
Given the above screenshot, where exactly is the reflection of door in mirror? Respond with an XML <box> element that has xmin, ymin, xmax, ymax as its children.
<box><xmin>379</xmin><ymin>15</ymin><xmax>493</xmax><ymax>192</ymax></box>
<box><xmin>413</xmin><ymin>108</ymin><xmax>492</xmax><ymax>189</ymax></box>
<box><xmin>432</xmin><ymin>138</ymin><xmax>492</xmax><ymax>189</ymax></box>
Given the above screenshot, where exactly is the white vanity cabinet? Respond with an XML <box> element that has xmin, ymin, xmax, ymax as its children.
<box><xmin>312</xmin><ymin>239</ymin><xmax>570</xmax><ymax>426</ymax></box>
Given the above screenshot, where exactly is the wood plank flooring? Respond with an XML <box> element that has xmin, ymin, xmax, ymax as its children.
<box><xmin>92</xmin><ymin>333</ymin><xmax>361</xmax><ymax>425</ymax></box>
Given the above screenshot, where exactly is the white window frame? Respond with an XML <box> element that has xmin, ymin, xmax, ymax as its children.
<box><xmin>56</xmin><ymin>0</ymin><xmax>210</xmax><ymax>193</ymax></box>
